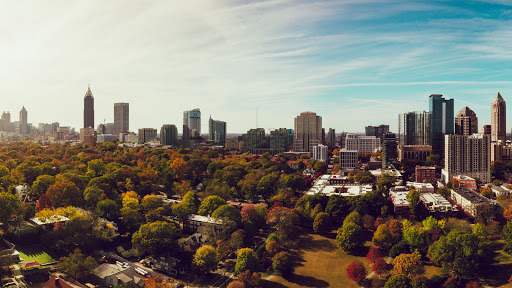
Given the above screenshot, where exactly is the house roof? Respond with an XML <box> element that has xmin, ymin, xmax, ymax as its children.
<box><xmin>44</xmin><ymin>274</ymin><xmax>87</xmax><ymax>288</ymax></box>
<box><xmin>94</xmin><ymin>263</ymin><xmax>127</xmax><ymax>279</ymax></box>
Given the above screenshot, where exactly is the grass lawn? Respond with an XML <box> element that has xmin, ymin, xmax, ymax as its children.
<box><xmin>17</xmin><ymin>245</ymin><xmax>56</xmax><ymax>265</ymax></box>
<box><xmin>262</xmin><ymin>232</ymin><xmax>372</xmax><ymax>288</ymax></box>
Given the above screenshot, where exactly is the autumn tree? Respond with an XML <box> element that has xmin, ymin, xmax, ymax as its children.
<box><xmin>366</xmin><ymin>246</ymin><xmax>382</xmax><ymax>264</ymax></box>
<box><xmin>132</xmin><ymin>221</ymin><xmax>179</xmax><ymax>255</ymax></box>
<box><xmin>392</xmin><ymin>253</ymin><xmax>424</xmax><ymax>277</ymax></box>
<box><xmin>266</xmin><ymin>207</ymin><xmax>300</xmax><ymax>240</ymax></box>
<box><xmin>238</xmin><ymin>270</ymin><xmax>260</xmax><ymax>288</ymax></box>
<box><xmin>58</xmin><ymin>249</ymin><xmax>98</xmax><ymax>281</ymax></box>
<box><xmin>46</xmin><ymin>179</ymin><xmax>82</xmax><ymax>207</ymax></box>
<box><xmin>346</xmin><ymin>260</ymin><xmax>367</xmax><ymax>284</ymax></box>
<box><xmin>141</xmin><ymin>195</ymin><xmax>164</xmax><ymax>211</ymax></box>
<box><xmin>372</xmin><ymin>257</ymin><xmax>388</xmax><ymax>276</ymax></box>
<box><xmin>373</xmin><ymin>224</ymin><xmax>393</xmax><ymax>249</ymax></box>
<box><xmin>235</xmin><ymin>248</ymin><xmax>259</xmax><ymax>275</ymax></box>
<box><xmin>144</xmin><ymin>275</ymin><xmax>175</xmax><ymax>288</ymax></box>
<box><xmin>265</xmin><ymin>240</ymin><xmax>282</xmax><ymax>256</ymax></box>
<box><xmin>226</xmin><ymin>281</ymin><xmax>244</xmax><ymax>288</ymax></box>
<box><xmin>272</xmin><ymin>252</ymin><xmax>294</xmax><ymax>275</ymax></box>
<box><xmin>31</xmin><ymin>175</ymin><xmax>56</xmax><ymax>196</ymax></box>
<box><xmin>193</xmin><ymin>245</ymin><xmax>218</xmax><ymax>274</ymax></box>
<box><xmin>388</xmin><ymin>219</ymin><xmax>403</xmax><ymax>243</ymax></box>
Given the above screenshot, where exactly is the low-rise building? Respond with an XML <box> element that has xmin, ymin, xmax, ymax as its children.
<box><xmin>415</xmin><ymin>166</ymin><xmax>436</xmax><ymax>183</ymax></box>
<box><xmin>93</xmin><ymin>263</ymin><xmax>145</xmax><ymax>288</ymax></box>
<box><xmin>398</xmin><ymin>145</ymin><xmax>432</xmax><ymax>162</ymax></box>
<box><xmin>492</xmin><ymin>185</ymin><xmax>512</xmax><ymax>197</ymax></box>
<box><xmin>370</xmin><ymin>168</ymin><xmax>403</xmax><ymax>183</ymax></box>
<box><xmin>305</xmin><ymin>174</ymin><xmax>372</xmax><ymax>197</ymax></box>
<box><xmin>451</xmin><ymin>187</ymin><xmax>498</xmax><ymax>219</ymax></box>
<box><xmin>406</xmin><ymin>182</ymin><xmax>435</xmax><ymax>194</ymax></box>
<box><xmin>0</xmin><ymin>238</ymin><xmax>20</xmax><ymax>263</ymax></box>
<box><xmin>419</xmin><ymin>193</ymin><xmax>458</xmax><ymax>215</ymax></box>
<box><xmin>44</xmin><ymin>273</ymin><xmax>87</xmax><ymax>288</ymax></box>
<box><xmin>453</xmin><ymin>175</ymin><xmax>477</xmax><ymax>191</ymax></box>
<box><xmin>389</xmin><ymin>190</ymin><xmax>409</xmax><ymax>217</ymax></box>
<box><xmin>183</xmin><ymin>215</ymin><xmax>226</xmax><ymax>237</ymax></box>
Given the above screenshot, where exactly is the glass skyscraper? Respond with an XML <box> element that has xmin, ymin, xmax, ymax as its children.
<box><xmin>398</xmin><ymin>111</ymin><xmax>431</xmax><ymax>146</ymax></box>
<box><xmin>429</xmin><ymin>94</ymin><xmax>454</xmax><ymax>155</ymax></box>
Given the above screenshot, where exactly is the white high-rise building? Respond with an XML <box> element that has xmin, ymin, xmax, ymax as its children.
<box><xmin>442</xmin><ymin>134</ymin><xmax>491</xmax><ymax>183</ymax></box>
<box><xmin>345</xmin><ymin>134</ymin><xmax>381</xmax><ymax>153</ymax></box>
<box><xmin>312</xmin><ymin>144</ymin><xmax>328</xmax><ymax>162</ymax></box>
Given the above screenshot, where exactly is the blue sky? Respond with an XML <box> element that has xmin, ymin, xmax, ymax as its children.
<box><xmin>1</xmin><ymin>0</ymin><xmax>512</xmax><ymax>133</ymax></box>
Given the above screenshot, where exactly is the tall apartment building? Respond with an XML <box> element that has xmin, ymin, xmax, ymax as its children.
<box><xmin>482</xmin><ymin>125</ymin><xmax>491</xmax><ymax>135</ymax></box>
<box><xmin>365</xmin><ymin>124</ymin><xmax>389</xmax><ymax>141</ymax></box>
<box><xmin>160</xmin><ymin>125</ymin><xmax>178</xmax><ymax>146</ymax></box>
<box><xmin>455</xmin><ymin>107</ymin><xmax>478</xmax><ymax>136</ymax></box>
<box><xmin>345</xmin><ymin>134</ymin><xmax>381</xmax><ymax>153</ymax></box>
<box><xmin>183</xmin><ymin>108</ymin><xmax>201</xmax><ymax>139</ymax></box>
<box><xmin>84</xmin><ymin>85</ymin><xmax>94</xmax><ymax>129</ymax></box>
<box><xmin>243</xmin><ymin>128</ymin><xmax>266</xmax><ymax>151</ymax></box>
<box><xmin>287</xmin><ymin>129</ymin><xmax>294</xmax><ymax>148</ymax></box>
<box><xmin>313</xmin><ymin>144</ymin><xmax>328</xmax><ymax>162</ymax></box>
<box><xmin>270</xmin><ymin>128</ymin><xmax>288</xmax><ymax>151</ymax></box>
<box><xmin>327</xmin><ymin>128</ymin><xmax>336</xmax><ymax>149</ymax></box>
<box><xmin>491</xmin><ymin>92</ymin><xmax>506</xmax><ymax>143</ymax></box>
<box><xmin>208</xmin><ymin>116</ymin><xmax>226</xmax><ymax>144</ymax></box>
<box><xmin>19</xmin><ymin>106</ymin><xmax>28</xmax><ymax>135</ymax></box>
<box><xmin>442</xmin><ymin>134</ymin><xmax>491</xmax><ymax>184</ymax></box>
<box><xmin>382</xmin><ymin>132</ymin><xmax>397</xmax><ymax>168</ymax></box>
<box><xmin>114</xmin><ymin>103</ymin><xmax>129</xmax><ymax>136</ymax></box>
<box><xmin>340</xmin><ymin>149</ymin><xmax>358</xmax><ymax>169</ymax></box>
<box><xmin>398</xmin><ymin>111</ymin><xmax>431</xmax><ymax>146</ymax></box>
<box><xmin>138</xmin><ymin>128</ymin><xmax>157</xmax><ymax>144</ymax></box>
<box><xmin>430</xmin><ymin>94</ymin><xmax>454</xmax><ymax>156</ymax></box>
<box><xmin>293</xmin><ymin>112</ymin><xmax>322</xmax><ymax>152</ymax></box>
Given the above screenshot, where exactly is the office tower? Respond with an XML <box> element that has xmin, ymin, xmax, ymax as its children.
<box><xmin>183</xmin><ymin>111</ymin><xmax>190</xmax><ymax>140</ymax></box>
<box><xmin>97</xmin><ymin>124</ymin><xmax>106</xmax><ymax>135</ymax></box>
<box><xmin>339</xmin><ymin>132</ymin><xmax>348</xmax><ymax>148</ymax></box>
<box><xmin>105</xmin><ymin>123</ymin><xmax>114</xmax><ymax>135</ymax></box>
<box><xmin>382</xmin><ymin>132</ymin><xmax>397</xmax><ymax>168</ymax></box>
<box><xmin>51</xmin><ymin>122</ymin><xmax>59</xmax><ymax>132</ymax></box>
<box><xmin>491</xmin><ymin>92</ymin><xmax>506</xmax><ymax>143</ymax></box>
<box><xmin>340</xmin><ymin>149</ymin><xmax>358</xmax><ymax>169</ymax></box>
<box><xmin>429</xmin><ymin>94</ymin><xmax>454</xmax><ymax>155</ymax></box>
<box><xmin>482</xmin><ymin>125</ymin><xmax>491</xmax><ymax>135</ymax></box>
<box><xmin>1</xmin><ymin>112</ymin><xmax>10</xmax><ymax>123</ymax></box>
<box><xmin>312</xmin><ymin>144</ymin><xmax>328</xmax><ymax>162</ymax></box>
<box><xmin>208</xmin><ymin>116</ymin><xmax>227</xmax><ymax>144</ymax></box>
<box><xmin>365</xmin><ymin>124</ymin><xmax>389</xmax><ymax>142</ymax></box>
<box><xmin>327</xmin><ymin>128</ymin><xmax>336</xmax><ymax>149</ymax></box>
<box><xmin>114</xmin><ymin>103</ymin><xmax>129</xmax><ymax>135</ymax></box>
<box><xmin>186</xmin><ymin>108</ymin><xmax>201</xmax><ymax>138</ymax></box>
<box><xmin>19</xmin><ymin>106</ymin><xmax>28</xmax><ymax>135</ymax></box>
<box><xmin>455</xmin><ymin>107</ymin><xmax>478</xmax><ymax>136</ymax></box>
<box><xmin>293</xmin><ymin>112</ymin><xmax>322</xmax><ymax>152</ymax></box>
<box><xmin>287</xmin><ymin>129</ymin><xmax>294</xmax><ymax>148</ymax></box>
<box><xmin>398</xmin><ymin>111</ymin><xmax>431</xmax><ymax>146</ymax></box>
<box><xmin>322</xmin><ymin>128</ymin><xmax>326</xmax><ymax>145</ymax></box>
<box><xmin>270</xmin><ymin>128</ymin><xmax>288</xmax><ymax>151</ymax></box>
<box><xmin>345</xmin><ymin>134</ymin><xmax>381</xmax><ymax>153</ymax></box>
<box><xmin>243</xmin><ymin>128</ymin><xmax>266</xmax><ymax>151</ymax></box>
<box><xmin>138</xmin><ymin>128</ymin><xmax>157</xmax><ymax>144</ymax></box>
<box><xmin>84</xmin><ymin>85</ymin><xmax>94</xmax><ymax>129</ymax></box>
<box><xmin>160</xmin><ymin>124</ymin><xmax>178</xmax><ymax>146</ymax></box>
<box><xmin>442</xmin><ymin>134</ymin><xmax>491</xmax><ymax>183</ymax></box>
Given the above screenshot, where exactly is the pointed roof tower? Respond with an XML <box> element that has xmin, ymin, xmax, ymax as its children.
<box><xmin>494</xmin><ymin>91</ymin><xmax>504</xmax><ymax>102</ymax></box>
<box><xmin>84</xmin><ymin>85</ymin><xmax>93</xmax><ymax>98</ymax></box>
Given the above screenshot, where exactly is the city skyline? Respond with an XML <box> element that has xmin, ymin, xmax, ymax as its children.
<box><xmin>2</xmin><ymin>1</ymin><xmax>512</xmax><ymax>133</ymax></box>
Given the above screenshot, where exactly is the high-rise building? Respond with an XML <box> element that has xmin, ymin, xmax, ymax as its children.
<box><xmin>340</xmin><ymin>149</ymin><xmax>358</xmax><ymax>169</ymax></box>
<box><xmin>243</xmin><ymin>128</ymin><xmax>266</xmax><ymax>151</ymax></box>
<box><xmin>2</xmin><ymin>112</ymin><xmax>10</xmax><ymax>123</ymax></box>
<box><xmin>398</xmin><ymin>111</ymin><xmax>431</xmax><ymax>146</ymax></box>
<box><xmin>138</xmin><ymin>128</ymin><xmax>157</xmax><ymax>144</ymax></box>
<box><xmin>84</xmin><ymin>85</ymin><xmax>94</xmax><ymax>129</ymax></box>
<box><xmin>208</xmin><ymin>116</ymin><xmax>226</xmax><ymax>144</ymax></box>
<box><xmin>455</xmin><ymin>107</ymin><xmax>478</xmax><ymax>136</ymax></box>
<box><xmin>51</xmin><ymin>122</ymin><xmax>59</xmax><ymax>133</ymax></box>
<box><xmin>482</xmin><ymin>125</ymin><xmax>491</xmax><ymax>135</ymax></box>
<box><xmin>97</xmin><ymin>124</ymin><xmax>106</xmax><ymax>135</ymax></box>
<box><xmin>429</xmin><ymin>94</ymin><xmax>454</xmax><ymax>155</ymax></box>
<box><xmin>365</xmin><ymin>125</ymin><xmax>389</xmax><ymax>142</ymax></box>
<box><xmin>345</xmin><ymin>134</ymin><xmax>381</xmax><ymax>153</ymax></box>
<box><xmin>287</xmin><ymin>129</ymin><xmax>294</xmax><ymax>148</ymax></box>
<box><xmin>442</xmin><ymin>134</ymin><xmax>491</xmax><ymax>183</ymax></box>
<box><xmin>382</xmin><ymin>132</ymin><xmax>397</xmax><ymax>168</ymax></box>
<box><xmin>313</xmin><ymin>144</ymin><xmax>328</xmax><ymax>162</ymax></box>
<box><xmin>491</xmin><ymin>91</ymin><xmax>506</xmax><ymax>144</ymax></box>
<box><xmin>19</xmin><ymin>106</ymin><xmax>28</xmax><ymax>135</ymax></box>
<box><xmin>160</xmin><ymin>125</ymin><xmax>178</xmax><ymax>146</ymax></box>
<box><xmin>327</xmin><ymin>128</ymin><xmax>336</xmax><ymax>149</ymax></box>
<box><xmin>270</xmin><ymin>128</ymin><xmax>289</xmax><ymax>151</ymax></box>
<box><xmin>114</xmin><ymin>103</ymin><xmax>129</xmax><ymax>135</ymax></box>
<box><xmin>293</xmin><ymin>112</ymin><xmax>322</xmax><ymax>152</ymax></box>
<box><xmin>189</xmin><ymin>109</ymin><xmax>201</xmax><ymax>138</ymax></box>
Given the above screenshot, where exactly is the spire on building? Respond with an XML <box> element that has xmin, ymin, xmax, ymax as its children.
<box><xmin>494</xmin><ymin>91</ymin><xmax>504</xmax><ymax>102</ymax></box>
<box><xmin>85</xmin><ymin>85</ymin><xmax>93</xmax><ymax>98</ymax></box>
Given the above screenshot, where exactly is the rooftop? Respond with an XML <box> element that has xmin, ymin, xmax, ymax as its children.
<box><xmin>305</xmin><ymin>174</ymin><xmax>372</xmax><ymax>197</ymax></box>
<box><xmin>188</xmin><ymin>214</ymin><xmax>224</xmax><ymax>225</ymax></box>
<box><xmin>452</xmin><ymin>187</ymin><xmax>495</xmax><ymax>205</ymax></box>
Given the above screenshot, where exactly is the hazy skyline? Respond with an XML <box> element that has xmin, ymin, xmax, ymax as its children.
<box><xmin>2</xmin><ymin>0</ymin><xmax>512</xmax><ymax>133</ymax></box>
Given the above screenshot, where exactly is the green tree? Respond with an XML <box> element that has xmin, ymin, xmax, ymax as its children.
<box><xmin>313</xmin><ymin>212</ymin><xmax>331</xmax><ymax>234</ymax></box>
<box><xmin>336</xmin><ymin>222</ymin><xmax>365</xmax><ymax>252</ymax></box>
<box><xmin>172</xmin><ymin>203</ymin><xmax>193</xmax><ymax>224</ymax></box>
<box><xmin>0</xmin><ymin>192</ymin><xmax>22</xmax><ymax>225</ymax></box>
<box><xmin>325</xmin><ymin>195</ymin><xmax>350</xmax><ymax>226</ymax></box>
<box><xmin>198</xmin><ymin>196</ymin><xmax>226</xmax><ymax>216</ymax></box>
<box><xmin>272</xmin><ymin>252</ymin><xmax>294</xmax><ymax>275</ymax></box>
<box><xmin>235</xmin><ymin>248</ymin><xmax>259</xmax><ymax>275</ymax></box>
<box><xmin>373</xmin><ymin>224</ymin><xmax>393</xmax><ymax>249</ymax></box>
<box><xmin>132</xmin><ymin>221</ymin><xmax>179</xmax><ymax>255</ymax></box>
<box><xmin>96</xmin><ymin>199</ymin><xmax>119</xmax><ymax>221</ymax></box>
<box><xmin>182</xmin><ymin>191</ymin><xmax>200</xmax><ymax>214</ymax></box>
<box><xmin>193</xmin><ymin>245</ymin><xmax>218</xmax><ymax>274</ymax></box>
<box><xmin>421</xmin><ymin>216</ymin><xmax>438</xmax><ymax>231</ymax></box>
<box><xmin>31</xmin><ymin>175</ymin><xmax>56</xmax><ymax>196</ymax></box>
<box><xmin>403</xmin><ymin>226</ymin><xmax>424</xmax><ymax>252</ymax></box>
<box><xmin>384</xmin><ymin>274</ymin><xmax>411</xmax><ymax>288</ymax></box>
<box><xmin>343</xmin><ymin>211</ymin><xmax>362</xmax><ymax>227</ymax></box>
<box><xmin>141</xmin><ymin>195</ymin><xmax>164</xmax><ymax>211</ymax></box>
<box><xmin>502</xmin><ymin>221</ymin><xmax>512</xmax><ymax>254</ymax></box>
<box><xmin>59</xmin><ymin>249</ymin><xmax>98</xmax><ymax>281</ymax></box>
<box><xmin>212</xmin><ymin>205</ymin><xmax>241</xmax><ymax>223</ymax></box>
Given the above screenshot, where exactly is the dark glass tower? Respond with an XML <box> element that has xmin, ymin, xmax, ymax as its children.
<box><xmin>84</xmin><ymin>85</ymin><xmax>94</xmax><ymax>129</ymax></box>
<box><xmin>429</xmin><ymin>94</ymin><xmax>454</xmax><ymax>156</ymax></box>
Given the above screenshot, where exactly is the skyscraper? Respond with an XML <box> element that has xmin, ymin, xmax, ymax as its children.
<box><xmin>491</xmin><ymin>91</ymin><xmax>506</xmax><ymax>144</ymax></box>
<box><xmin>398</xmin><ymin>111</ymin><xmax>431</xmax><ymax>146</ymax></box>
<box><xmin>442</xmin><ymin>134</ymin><xmax>491</xmax><ymax>183</ymax></box>
<box><xmin>327</xmin><ymin>128</ymin><xmax>336</xmax><ymax>149</ymax></box>
<box><xmin>455</xmin><ymin>107</ymin><xmax>478</xmax><ymax>136</ymax></box>
<box><xmin>270</xmin><ymin>128</ymin><xmax>288</xmax><ymax>151</ymax></box>
<box><xmin>382</xmin><ymin>132</ymin><xmax>397</xmax><ymax>168</ymax></box>
<box><xmin>19</xmin><ymin>106</ymin><xmax>28</xmax><ymax>135</ymax></box>
<box><xmin>183</xmin><ymin>108</ymin><xmax>201</xmax><ymax>138</ymax></box>
<box><xmin>243</xmin><ymin>128</ymin><xmax>266</xmax><ymax>151</ymax></box>
<box><xmin>429</xmin><ymin>94</ymin><xmax>454</xmax><ymax>155</ymax></box>
<box><xmin>293</xmin><ymin>112</ymin><xmax>322</xmax><ymax>152</ymax></box>
<box><xmin>138</xmin><ymin>128</ymin><xmax>157</xmax><ymax>144</ymax></box>
<box><xmin>114</xmin><ymin>103</ymin><xmax>129</xmax><ymax>136</ymax></box>
<box><xmin>365</xmin><ymin>124</ymin><xmax>389</xmax><ymax>142</ymax></box>
<box><xmin>84</xmin><ymin>85</ymin><xmax>94</xmax><ymax>129</ymax></box>
<box><xmin>208</xmin><ymin>116</ymin><xmax>227</xmax><ymax>144</ymax></box>
<box><xmin>160</xmin><ymin>124</ymin><xmax>178</xmax><ymax>146</ymax></box>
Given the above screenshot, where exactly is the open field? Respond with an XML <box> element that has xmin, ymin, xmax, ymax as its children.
<box><xmin>262</xmin><ymin>233</ymin><xmax>371</xmax><ymax>288</ymax></box>
<box><xmin>17</xmin><ymin>245</ymin><xmax>56</xmax><ymax>265</ymax></box>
